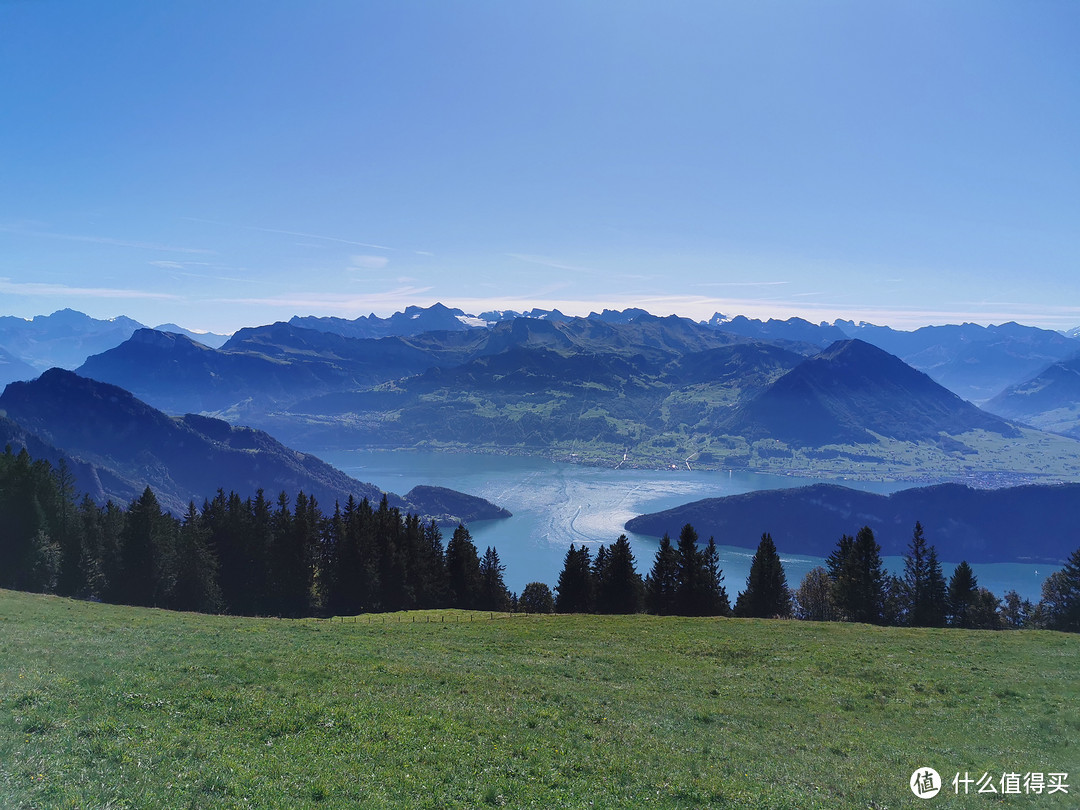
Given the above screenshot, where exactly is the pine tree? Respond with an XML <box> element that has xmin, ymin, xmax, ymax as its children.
<box><xmin>1039</xmin><ymin>547</ymin><xmax>1080</xmax><ymax>632</ymax></box>
<box><xmin>268</xmin><ymin>491</ymin><xmax>317</xmax><ymax>617</ymax></box>
<box><xmin>416</xmin><ymin>520</ymin><xmax>448</xmax><ymax>609</ymax></box>
<box><xmin>172</xmin><ymin>502</ymin><xmax>223</xmax><ymax>613</ymax></box>
<box><xmin>118</xmin><ymin>487</ymin><xmax>177</xmax><ymax>607</ymax></box>
<box><xmin>698</xmin><ymin>537</ymin><xmax>730</xmax><ymax>616</ymax></box>
<box><xmin>645</xmin><ymin>533</ymin><xmax>679</xmax><ymax>615</ymax></box>
<box><xmin>881</xmin><ymin>574</ymin><xmax>907</xmax><ymax>627</ymax></box>
<box><xmin>445</xmin><ymin>524</ymin><xmax>482</xmax><ymax>609</ymax></box>
<box><xmin>95</xmin><ymin>500</ymin><xmax>127</xmax><ymax>604</ymax></box>
<box><xmin>599</xmin><ymin>534</ymin><xmax>644</xmax><ymax>614</ymax></box>
<box><xmin>947</xmin><ymin>561</ymin><xmax>979</xmax><ymax>628</ymax></box>
<box><xmin>555</xmin><ymin>544</ymin><xmax>593</xmax><ymax>613</ymax></box>
<box><xmin>0</xmin><ymin>448</ymin><xmax>52</xmax><ymax>592</ymax></box>
<box><xmin>591</xmin><ymin>545</ymin><xmax>610</xmax><ymax>609</ymax></box>
<box><xmin>830</xmin><ymin>526</ymin><xmax>886</xmax><ymax>624</ymax></box>
<box><xmin>900</xmin><ymin>522</ymin><xmax>947</xmax><ymax>627</ymax></box>
<box><xmin>479</xmin><ymin>546</ymin><xmax>511</xmax><ymax>611</ymax></box>
<box><xmin>734</xmin><ymin>533</ymin><xmax>791</xmax><ymax>618</ymax></box>
<box><xmin>924</xmin><ymin>545</ymin><xmax>948</xmax><ymax>627</ymax></box>
<box><xmin>51</xmin><ymin>458</ymin><xmax>82</xmax><ymax>597</ymax></box>
<box><xmin>675</xmin><ymin>523</ymin><xmax>702</xmax><ymax>616</ymax></box>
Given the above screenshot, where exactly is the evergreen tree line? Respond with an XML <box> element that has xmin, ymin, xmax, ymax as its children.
<box><xmin>551</xmin><ymin>525</ymin><xmax>731</xmax><ymax>616</ymax></box>
<box><xmin>0</xmin><ymin>446</ymin><xmax>512</xmax><ymax>617</ymax></box>
<box><xmin>3</xmin><ymin>445</ymin><xmax>1079</xmax><ymax>631</ymax></box>
<box><xmin>740</xmin><ymin>520</ymin><xmax>1080</xmax><ymax>632</ymax></box>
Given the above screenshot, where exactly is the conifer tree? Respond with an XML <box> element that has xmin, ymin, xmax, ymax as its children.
<box><xmin>1039</xmin><ymin>547</ymin><xmax>1080</xmax><ymax>632</ymax></box>
<box><xmin>0</xmin><ymin>448</ymin><xmax>54</xmax><ymax>592</ymax></box>
<box><xmin>881</xmin><ymin>574</ymin><xmax>907</xmax><ymax>627</ymax></box>
<box><xmin>675</xmin><ymin>524</ymin><xmax>702</xmax><ymax>616</ymax></box>
<box><xmin>445</xmin><ymin>523</ymin><xmax>482</xmax><ymax>609</ymax></box>
<box><xmin>172</xmin><ymin>502</ymin><xmax>223</xmax><ymax>613</ymax></box>
<box><xmin>599</xmin><ymin>534</ymin><xmax>644</xmax><ymax>614</ymax></box>
<box><xmin>117</xmin><ymin>487</ymin><xmax>177</xmax><ymax>607</ymax></box>
<box><xmin>947</xmin><ymin>561</ymin><xmax>979</xmax><ymax>628</ymax></box>
<box><xmin>51</xmin><ymin>458</ymin><xmax>82</xmax><ymax>597</ymax></box>
<box><xmin>555</xmin><ymin>544</ymin><xmax>593</xmax><ymax>613</ymax></box>
<box><xmin>734</xmin><ymin>532</ymin><xmax>791</xmax><ymax>618</ymax></box>
<box><xmin>416</xmin><ymin>520</ymin><xmax>448</xmax><ymax>609</ymax></box>
<box><xmin>645</xmin><ymin>533</ymin><xmax>679</xmax><ymax>615</ymax></box>
<box><xmin>479</xmin><ymin>546</ymin><xmax>511</xmax><ymax>611</ymax></box>
<box><xmin>94</xmin><ymin>500</ymin><xmax>126</xmax><ymax>603</ymax></box>
<box><xmin>830</xmin><ymin>526</ymin><xmax>886</xmax><ymax>624</ymax></box>
<box><xmin>902</xmin><ymin>522</ymin><xmax>946</xmax><ymax>627</ymax></box>
<box><xmin>591</xmin><ymin>544</ymin><xmax>609</xmax><ymax>607</ymax></box>
<box><xmin>268</xmin><ymin>491</ymin><xmax>317</xmax><ymax>617</ymax></box>
<box><xmin>924</xmin><ymin>545</ymin><xmax>948</xmax><ymax>626</ymax></box>
<box><xmin>699</xmin><ymin>537</ymin><xmax>731</xmax><ymax>617</ymax></box>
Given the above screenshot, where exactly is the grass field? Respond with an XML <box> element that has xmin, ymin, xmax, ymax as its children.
<box><xmin>1</xmin><ymin>589</ymin><xmax>1077</xmax><ymax>809</ymax></box>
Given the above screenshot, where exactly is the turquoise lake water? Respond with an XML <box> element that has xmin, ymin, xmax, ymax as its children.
<box><xmin>313</xmin><ymin>449</ymin><xmax>1054</xmax><ymax>605</ymax></box>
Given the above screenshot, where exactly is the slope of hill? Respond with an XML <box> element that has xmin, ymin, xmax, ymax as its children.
<box><xmin>835</xmin><ymin>320</ymin><xmax>1080</xmax><ymax>403</ymax></box>
<box><xmin>720</xmin><ymin>339</ymin><xmax>1020</xmax><ymax>447</ymax></box>
<box><xmin>153</xmin><ymin>323</ymin><xmax>231</xmax><ymax>348</ymax></box>
<box><xmin>0</xmin><ymin>414</ymin><xmax>112</xmax><ymax>503</ymax></box>
<box><xmin>5</xmin><ymin>591</ymin><xmax>1075</xmax><ymax>810</ymax></box>
<box><xmin>0</xmin><ymin>369</ymin><xmax>508</xmax><ymax>522</ymax></box>
<box><xmin>626</xmin><ymin>481</ymin><xmax>1080</xmax><ymax>564</ymax></box>
<box><xmin>277</xmin><ymin>337</ymin><xmax>802</xmax><ymax>456</ymax></box>
<box><xmin>0</xmin><ymin>347</ymin><xmax>37</xmax><ymax>387</ymax></box>
<box><xmin>984</xmin><ymin>354</ymin><xmax>1080</xmax><ymax>439</ymax></box>
<box><xmin>78</xmin><ymin>324</ymin><xmax>490</xmax><ymax>417</ymax></box>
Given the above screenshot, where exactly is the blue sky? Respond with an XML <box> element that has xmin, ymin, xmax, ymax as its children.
<box><xmin>1</xmin><ymin>0</ymin><xmax>1077</xmax><ymax>333</ymax></box>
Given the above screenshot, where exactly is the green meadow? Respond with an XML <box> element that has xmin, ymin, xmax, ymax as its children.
<box><xmin>1</xmin><ymin>589</ymin><xmax>1076</xmax><ymax>809</ymax></box>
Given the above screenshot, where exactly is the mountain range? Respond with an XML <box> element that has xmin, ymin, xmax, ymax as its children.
<box><xmin>707</xmin><ymin>315</ymin><xmax>1080</xmax><ymax>404</ymax></box>
<box><xmin>4</xmin><ymin>304</ymin><xmax>1080</xmax><ymax>480</ymax></box>
<box><xmin>0</xmin><ymin>308</ymin><xmax>230</xmax><ymax>385</ymax></box>
<box><xmin>0</xmin><ymin>368</ymin><xmax>509</xmax><ymax>524</ymax></box>
<box><xmin>625</xmin><ymin>481</ymin><xmax>1079</xmax><ymax>565</ymax></box>
<box><xmin>57</xmin><ymin>308</ymin><xmax>1080</xmax><ymax>481</ymax></box>
<box><xmin>984</xmin><ymin>355</ymin><xmax>1080</xmax><ymax>440</ymax></box>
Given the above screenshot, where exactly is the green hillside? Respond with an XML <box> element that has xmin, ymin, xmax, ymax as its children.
<box><xmin>1</xmin><ymin>590</ymin><xmax>1076</xmax><ymax>809</ymax></box>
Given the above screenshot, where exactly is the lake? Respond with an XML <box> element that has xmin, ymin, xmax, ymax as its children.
<box><xmin>315</xmin><ymin>449</ymin><xmax>1053</xmax><ymax>605</ymax></box>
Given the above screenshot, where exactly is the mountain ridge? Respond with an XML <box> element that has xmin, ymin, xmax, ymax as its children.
<box><xmin>625</xmin><ymin>481</ymin><xmax>1079</xmax><ymax>564</ymax></box>
<box><xmin>0</xmin><ymin>369</ymin><xmax>509</xmax><ymax>523</ymax></box>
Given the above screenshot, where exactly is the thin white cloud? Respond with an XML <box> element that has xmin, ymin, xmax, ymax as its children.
<box><xmin>0</xmin><ymin>224</ymin><xmax>214</xmax><ymax>254</ymax></box>
<box><xmin>506</xmin><ymin>253</ymin><xmax>601</xmax><ymax>274</ymax></box>
<box><xmin>693</xmin><ymin>280</ymin><xmax>790</xmax><ymax>288</ymax></box>
<box><xmin>0</xmin><ymin>277</ymin><xmax>183</xmax><ymax>301</ymax></box>
<box><xmin>349</xmin><ymin>255</ymin><xmax>390</xmax><ymax>270</ymax></box>
<box><xmin>183</xmin><ymin>217</ymin><xmax>393</xmax><ymax>251</ymax></box>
